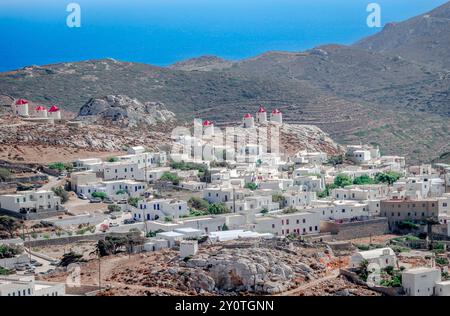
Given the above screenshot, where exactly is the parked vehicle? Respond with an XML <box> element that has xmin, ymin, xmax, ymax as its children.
<box><xmin>78</xmin><ymin>193</ymin><xmax>88</xmax><ymax>200</ymax></box>
<box><xmin>123</xmin><ymin>219</ymin><xmax>136</xmax><ymax>225</ymax></box>
<box><xmin>89</xmin><ymin>198</ymin><xmax>102</xmax><ymax>203</ymax></box>
<box><xmin>109</xmin><ymin>222</ymin><xmax>119</xmax><ymax>228</ymax></box>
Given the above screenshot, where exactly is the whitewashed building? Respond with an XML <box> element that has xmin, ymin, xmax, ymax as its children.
<box><xmin>402</xmin><ymin>267</ymin><xmax>441</xmax><ymax>297</ymax></box>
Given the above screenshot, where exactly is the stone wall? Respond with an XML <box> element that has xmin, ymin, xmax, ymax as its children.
<box><xmin>24</xmin><ymin>231</ymin><xmax>140</xmax><ymax>248</ymax></box>
<box><xmin>339</xmin><ymin>268</ymin><xmax>402</xmax><ymax>296</ymax></box>
<box><xmin>321</xmin><ymin>217</ymin><xmax>389</xmax><ymax>241</ymax></box>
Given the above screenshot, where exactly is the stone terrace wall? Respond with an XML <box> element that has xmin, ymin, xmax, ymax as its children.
<box><xmin>321</xmin><ymin>217</ymin><xmax>389</xmax><ymax>241</ymax></box>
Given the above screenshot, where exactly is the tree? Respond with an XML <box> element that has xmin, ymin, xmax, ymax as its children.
<box><xmin>375</xmin><ymin>172</ymin><xmax>402</xmax><ymax>185</ymax></box>
<box><xmin>272</xmin><ymin>193</ymin><xmax>284</xmax><ymax>203</ymax></box>
<box><xmin>260</xmin><ymin>208</ymin><xmax>269</xmax><ymax>215</ymax></box>
<box><xmin>327</xmin><ymin>155</ymin><xmax>343</xmax><ymax>166</ymax></box>
<box><xmin>0</xmin><ymin>216</ymin><xmax>20</xmax><ymax>239</ymax></box>
<box><xmin>160</xmin><ymin>172</ymin><xmax>181</xmax><ymax>185</ymax></box>
<box><xmin>48</xmin><ymin>162</ymin><xmax>65</xmax><ymax>172</ymax></box>
<box><xmin>59</xmin><ymin>251</ymin><xmax>84</xmax><ymax>267</ymax></box>
<box><xmin>353</xmin><ymin>175</ymin><xmax>376</xmax><ymax>185</ymax></box>
<box><xmin>282</xmin><ymin>206</ymin><xmax>297</xmax><ymax>214</ymax></box>
<box><xmin>221</xmin><ymin>224</ymin><xmax>229</xmax><ymax>231</ymax></box>
<box><xmin>207</xmin><ymin>203</ymin><xmax>230</xmax><ymax>215</ymax></box>
<box><xmin>334</xmin><ymin>174</ymin><xmax>353</xmax><ymax>188</ymax></box>
<box><xmin>106</xmin><ymin>204</ymin><xmax>121</xmax><ymax>214</ymax></box>
<box><xmin>188</xmin><ymin>197</ymin><xmax>210</xmax><ymax>212</ymax></box>
<box><xmin>0</xmin><ymin>244</ymin><xmax>22</xmax><ymax>259</ymax></box>
<box><xmin>127</xmin><ymin>197</ymin><xmax>140</xmax><ymax>208</ymax></box>
<box><xmin>52</xmin><ymin>186</ymin><xmax>69</xmax><ymax>203</ymax></box>
<box><xmin>318</xmin><ymin>183</ymin><xmax>338</xmax><ymax>198</ymax></box>
<box><xmin>0</xmin><ymin>168</ymin><xmax>11</xmax><ymax>182</ymax></box>
<box><xmin>94</xmin><ymin>236</ymin><xmax>129</xmax><ymax>257</ymax></box>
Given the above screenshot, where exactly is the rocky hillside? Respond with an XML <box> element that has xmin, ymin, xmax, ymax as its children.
<box><xmin>355</xmin><ymin>1</ymin><xmax>450</xmax><ymax>70</ymax></box>
<box><xmin>77</xmin><ymin>95</ymin><xmax>176</xmax><ymax>128</ymax></box>
<box><xmin>0</xmin><ymin>3</ymin><xmax>449</xmax><ymax>163</ymax></box>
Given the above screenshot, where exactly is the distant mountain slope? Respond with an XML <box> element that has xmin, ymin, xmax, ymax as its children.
<box><xmin>169</xmin><ymin>56</ymin><xmax>233</xmax><ymax>71</ymax></box>
<box><xmin>227</xmin><ymin>45</ymin><xmax>450</xmax><ymax>116</ymax></box>
<box><xmin>355</xmin><ymin>1</ymin><xmax>450</xmax><ymax>70</ymax></box>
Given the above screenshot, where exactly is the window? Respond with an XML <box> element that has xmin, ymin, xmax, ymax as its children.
<box><xmin>286</xmin><ymin>220</ymin><xmax>289</xmax><ymax>225</ymax></box>
<box><xmin>302</xmin><ymin>219</ymin><xmax>306</xmax><ymax>223</ymax></box>
<box><xmin>309</xmin><ymin>226</ymin><xmax>312</xmax><ymax>231</ymax></box>
<box><xmin>272</xmin><ymin>224</ymin><xmax>275</xmax><ymax>229</ymax></box>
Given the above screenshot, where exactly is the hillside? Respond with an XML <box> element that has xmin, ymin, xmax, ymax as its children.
<box><xmin>0</xmin><ymin>3</ymin><xmax>449</xmax><ymax>164</ymax></box>
<box><xmin>355</xmin><ymin>1</ymin><xmax>450</xmax><ymax>70</ymax></box>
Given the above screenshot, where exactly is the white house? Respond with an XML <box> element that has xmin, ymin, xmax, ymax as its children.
<box><xmin>179</xmin><ymin>240</ymin><xmax>198</xmax><ymax>258</ymax></box>
<box><xmin>253</xmin><ymin>211</ymin><xmax>320</xmax><ymax>236</ymax></box>
<box><xmin>155</xmin><ymin>231</ymin><xmax>185</xmax><ymax>247</ymax></box>
<box><xmin>0</xmin><ymin>191</ymin><xmax>62</xmax><ymax>215</ymax></box>
<box><xmin>0</xmin><ymin>276</ymin><xmax>65</xmax><ymax>296</ymax></box>
<box><xmin>435</xmin><ymin>280</ymin><xmax>450</xmax><ymax>296</ymax></box>
<box><xmin>203</xmin><ymin>187</ymin><xmax>234</xmax><ymax>204</ymax></box>
<box><xmin>293</xmin><ymin>175</ymin><xmax>324</xmax><ymax>192</ymax></box>
<box><xmin>282</xmin><ymin>191</ymin><xmax>316</xmax><ymax>208</ymax></box>
<box><xmin>133</xmin><ymin>199</ymin><xmax>188</xmax><ymax>221</ymax></box>
<box><xmin>349</xmin><ymin>247</ymin><xmax>397</xmax><ymax>269</ymax></box>
<box><xmin>76</xmin><ymin>180</ymin><xmax>147</xmax><ymax>199</ymax></box>
<box><xmin>402</xmin><ymin>267</ymin><xmax>441</xmax><ymax>297</ymax></box>
<box><xmin>179</xmin><ymin>181</ymin><xmax>206</xmax><ymax>191</ymax></box>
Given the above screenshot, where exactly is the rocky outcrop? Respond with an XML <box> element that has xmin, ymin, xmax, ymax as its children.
<box><xmin>281</xmin><ymin>123</ymin><xmax>344</xmax><ymax>156</ymax></box>
<box><xmin>0</xmin><ymin>114</ymin><xmax>172</xmax><ymax>153</ymax></box>
<box><xmin>77</xmin><ymin>95</ymin><xmax>176</xmax><ymax>128</ymax></box>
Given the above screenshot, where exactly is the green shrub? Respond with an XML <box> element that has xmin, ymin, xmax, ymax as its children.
<box><xmin>0</xmin><ymin>245</ymin><xmax>23</xmax><ymax>259</ymax></box>
<box><xmin>170</xmin><ymin>161</ymin><xmax>208</xmax><ymax>173</ymax></box>
<box><xmin>207</xmin><ymin>203</ymin><xmax>230</xmax><ymax>215</ymax></box>
<box><xmin>160</xmin><ymin>172</ymin><xmax>181</xmax><ymax>185</ymax></box>
<box><xmin>0</xmin><ymin>168</ymin><xmax>11</xmax><ymax>182</ymax></box>
<box><xmin>353</xmin><ymin>175</ymin><xmax>376</xmax><ymax>185</ymax></box>
<box><xmin>106</xmin><ymin>156</ymin><xmax>119</xmax><ymax>162</ymax></box>
<box><xmin>188</xmin><ymin>197</ymin><xmax>210</xmax><ymax>212</ymax></box>
<box><xmin>127</xmin><ymin>197</ymin><xmax>140</xmax><ymax>208</ymax></box>
<box><xmin>245</xmin><ymin>182</ymin><xmax>258</xmax><ymax>190</ymax></box>
<box><xmin>375</xmin><ymin>172</ymin><xmax>402</xmax><ymax>185</ymax></box>
<box><xmin>272</xmin><ymin>194</ymin><xmax>284</xmax><ymax>203</ymax></box>
<box><xmin>52</xmin><ymin>186</ymin><xmax>69</xmax><ymax>203</ymax></box>
<box><xmin>106</xmin><ymin>204</ymin><xmax>121</xmax><ymax>214</ymax></box>
<box><xmin>436</xmin><ymin>257</ymin><xmax>449</xmax><ymax>265</ymax></box>
<box><xmin>91</xmin><ymin>191</ymin><xmax>107</xmax><ymax>200</ymax></box>
<box><xmin>334</xmin><ymin>174</ymin><xmax>353</xmax><ymax>187</ymax></box>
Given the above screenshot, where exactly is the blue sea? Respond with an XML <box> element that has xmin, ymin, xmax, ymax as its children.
<box><xmin>0</xmin><ymin>0</ymin><xmax>448</xmax><ymax>71</ymax></box>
